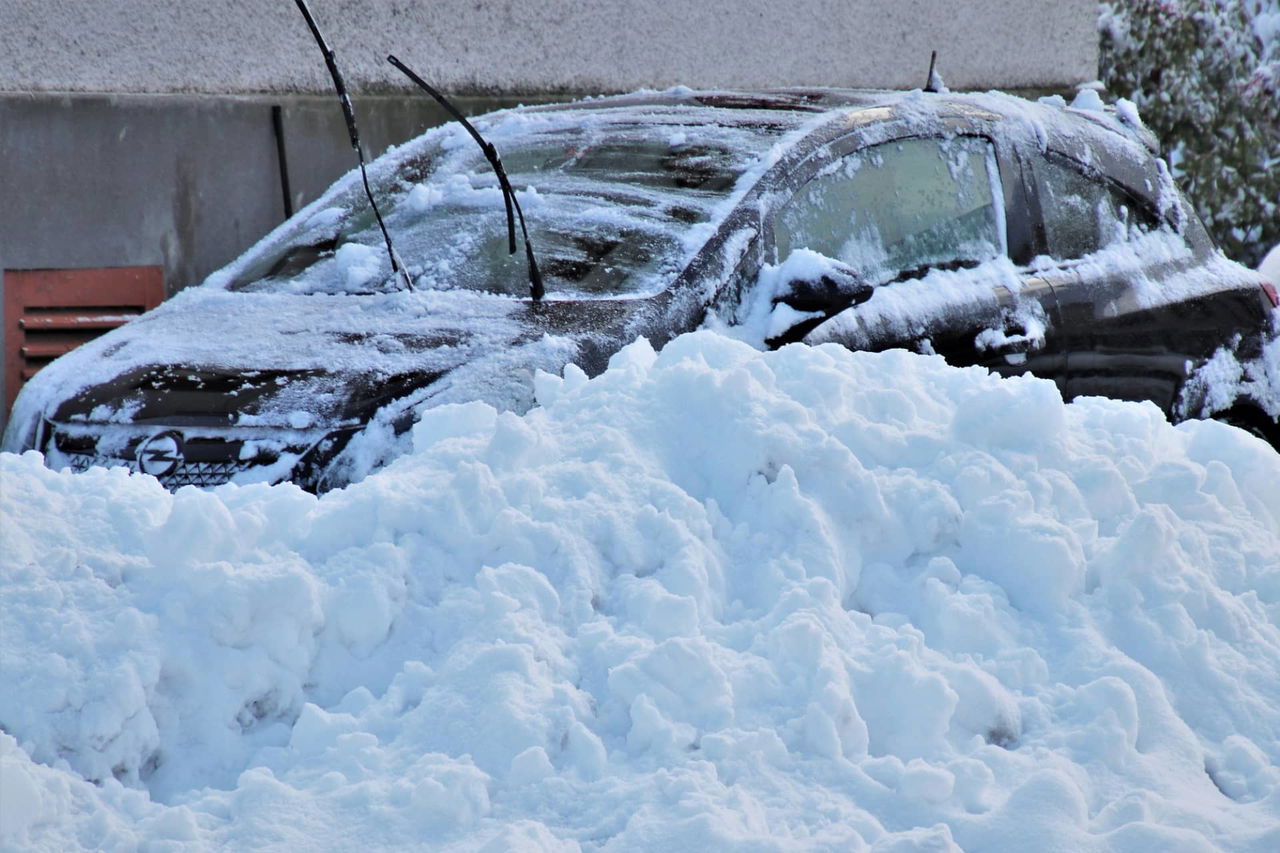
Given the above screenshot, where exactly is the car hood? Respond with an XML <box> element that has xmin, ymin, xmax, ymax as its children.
<box><xmin>15</xmin><ymin>286</ymin><xmax>601</xmax><ymax>435</ymax></box>
<box><xmin>46</xmin><ymin>363</ymin><xmax>436</xmax><ymax>431</ymax></box>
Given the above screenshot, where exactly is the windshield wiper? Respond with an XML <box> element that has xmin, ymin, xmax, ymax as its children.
<box><xmin>386</xmin><ymin>54</ymin><xmax>544</xmax><ymax>301</ymax></box>
<box><xmin>292</xmin><ymin>0</ymin><xmax>413</xmax><ymax>291</ymax></box>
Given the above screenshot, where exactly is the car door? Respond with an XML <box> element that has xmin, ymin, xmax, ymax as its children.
<box><xmin>1022</xmin><ymin>146</ymin><xmax>1272</xmax><ymax>415</ymax></box>
<box><xmin>767</xmin><ymin>131</ymin><xmax>1069</xmax><ymax>387</ymax></box>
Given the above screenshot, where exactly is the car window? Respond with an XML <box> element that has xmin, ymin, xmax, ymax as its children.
<box><xmin>774</xmin><ymin>136</ymin><xmax>1006</xmax><ymax>284</ymax></box>
<box><xmin>227</xmin><ymin>117</ymin><xmax>794</xmax><ymax>299</ymax></box>
<box><xmin>1035</xmin><ymin>153</ymin><xmax>1157</xmax><ymax>261</ymax></box>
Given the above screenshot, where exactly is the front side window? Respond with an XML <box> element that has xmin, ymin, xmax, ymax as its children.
<box><xmin>774</xmin><ymin>136</ymin><xmax>1006</xmax><ymax>284</ymax></box>
<box><xmin>1035</xmin><ymin>154</ymin><xmax>1157</xmax><ymax>261</ymax></box>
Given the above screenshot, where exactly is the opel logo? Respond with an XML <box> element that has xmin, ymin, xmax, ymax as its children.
<box><xmin>136</xmin><ymin>431</ymin><xmax>185</xmax><ymax>477</ymax></box>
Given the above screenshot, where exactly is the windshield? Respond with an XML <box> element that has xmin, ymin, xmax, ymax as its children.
<box><xmin>229</xmin><ymin>112</ymin><xmax>794</xmax><ymax>299</ymax></box>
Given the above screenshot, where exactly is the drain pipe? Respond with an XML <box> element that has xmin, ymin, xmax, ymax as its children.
<box><xmin>271</xmin><ymin>104</ymin><xmax>295</xmax><ymax>220</ymax></box>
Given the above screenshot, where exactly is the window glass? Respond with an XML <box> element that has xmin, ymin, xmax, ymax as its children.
<box><xmin>774</xmin><ymin>136</ymin><xmax>1005</xmax><ymax>283</ymax></box>
<box><xmin>227</xmin><ymin>117</ymin><xmax>793</xmax><ymax>299</ymax></box>
<box><xmin>1037</xmin><ymin>154</ymin><xmax>1155</xmax><ymax>260</ymax></box>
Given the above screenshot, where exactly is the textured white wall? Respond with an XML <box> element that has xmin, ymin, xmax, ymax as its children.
<box><xmin>2</xmin><ymin>0</ymin><xmax>1097</xmax><ymax>94</ymax></box>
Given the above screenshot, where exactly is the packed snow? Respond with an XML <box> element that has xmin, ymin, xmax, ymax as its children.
<box><xmin>4</xmin><ymin>331</ymin><xmax>1280</xmax><ymax>851</ymax></box>
<box><xmin>1260</xmin><ymin>243</ymin><xmax>1280</xmax><ymax>287</ymax></box>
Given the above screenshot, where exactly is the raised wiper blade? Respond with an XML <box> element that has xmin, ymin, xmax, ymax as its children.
<box><xmin>386</xmin><ymin>54</ymin><xmax>544</xmax><ymax>301</ymax></box>
<box><xmin>292</xmin><ymin>0</ymin><xmax>413</xmax><ymax>291</ymax></box>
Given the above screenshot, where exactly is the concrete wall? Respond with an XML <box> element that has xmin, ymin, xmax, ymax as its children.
<box><xmin>0</xmin><ymin>93</ymin><xmax>536</xmax><ymax>293</ymax></box>
<box><xmin>2</xmin><ymin>0</ymin><xmax>1097</xmax><ymax>95</ymax></box>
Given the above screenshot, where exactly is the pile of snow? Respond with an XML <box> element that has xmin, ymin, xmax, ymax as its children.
<box><xmin>1260</xmin><ymin>243</ymin><xmax>1280</xmax><ymax>286</ymax></box>
<box><xmin>4</xmin><ymin>332</ymin><xmax>1280</xmax><ymax>851</ymax></box>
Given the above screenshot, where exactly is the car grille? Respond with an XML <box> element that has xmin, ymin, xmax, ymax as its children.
<box><xmin>62</xmin><ymin>452</ymin><xmax>245</xmax><ymax>488</ymax></box>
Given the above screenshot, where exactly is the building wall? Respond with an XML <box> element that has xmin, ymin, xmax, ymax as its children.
<box><xmin>0</xmin><ymin>93</ymin><xmax>540</xmax><ymax>295</ymax></box>
<box><xmin>2</xmin><ymin>0</ymin><xmax>1096</xmax><ymax>94</ymax></box>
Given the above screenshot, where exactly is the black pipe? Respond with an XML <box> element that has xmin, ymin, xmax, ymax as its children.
<box><xmin>271</xmin><ymin>104</ymin><xmax>295</xmax><ymax>220</ymax></box>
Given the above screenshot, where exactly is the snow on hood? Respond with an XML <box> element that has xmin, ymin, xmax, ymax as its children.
<box><xmin>4</xmin><ymin>331</ymin><xmax>1280</xmax><ymax>851</ymax></box>
<box><xmin>10</xmin><ymin>285</ymin><xmax>577</xmax><ymax>431</ymax></box>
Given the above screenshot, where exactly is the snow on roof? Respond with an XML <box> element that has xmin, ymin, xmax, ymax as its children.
<box><xmin>4</xmin><ymin>332</ymin><xmax>1280</xmax><ymax>850</ymax></box>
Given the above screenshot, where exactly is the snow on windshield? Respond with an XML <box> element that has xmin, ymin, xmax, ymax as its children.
<box><xmin>5</xmin><ymin>332</ymin><xmax>1280</xmax><ymax>850</ymax></box>
<box><xmin>227</xmin><ymin>108</ymin><xmax>803</xmax><ymax>300</ymax></box>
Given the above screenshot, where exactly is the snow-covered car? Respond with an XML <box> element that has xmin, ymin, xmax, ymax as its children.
<box><xmin>4</xmin><ymin>87</ymin><xmax>1278</xmax><ymax>491</ymax></box>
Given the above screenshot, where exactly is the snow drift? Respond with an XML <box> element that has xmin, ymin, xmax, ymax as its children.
<box><xmin>3</xmin><ymin>332</ymin><xmax>1280</xmax><ymax>851</ymax></box>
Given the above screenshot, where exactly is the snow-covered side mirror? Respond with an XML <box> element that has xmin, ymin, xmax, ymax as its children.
<box><xmin>763</xmin><ymin>250</ymin><xmax>875</xmax><ymax>346</ymax></box>
<box><xmin>733</xmin><ymin>249</ymin><xmax>878</xmax><ymax>348</ymax></box>
<box><xmin>774</xmin><ymin>256</ymin><xmax>874</xmax><ymax>315</ymax></box>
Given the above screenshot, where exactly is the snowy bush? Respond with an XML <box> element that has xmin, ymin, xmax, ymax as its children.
<box><xmin>1099</xmin><ymin>0</ymin><xmax>1280</xmax><ymax>268</ymax></box>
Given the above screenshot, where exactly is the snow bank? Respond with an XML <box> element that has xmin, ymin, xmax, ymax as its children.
<box><xmin>4</xmin><ymin>332</ymin><xmax>1280</xmax><ymax>851</ymax></box>
<box><xmin>1261</xmin><ymin>243</ymin><xmax>1280</xmax><ymax>286</ymax></box>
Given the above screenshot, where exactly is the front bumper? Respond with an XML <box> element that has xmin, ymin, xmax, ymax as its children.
<box><xmin>41</xmin><ymin>420</ymin><xmax>356</xmax><ymax>491</ymax></box>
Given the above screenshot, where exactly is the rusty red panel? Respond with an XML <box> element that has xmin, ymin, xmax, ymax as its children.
<box><xmin>4</xmin><ymin>266</ymin><xmax>164</xmax><ymax>415</ymax></box>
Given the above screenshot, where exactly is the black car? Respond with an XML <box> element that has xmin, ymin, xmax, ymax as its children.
<box><xmin>5</xmin><ymin>87</ymin><xmax>1277</xmax><ymax>490</ymax></box>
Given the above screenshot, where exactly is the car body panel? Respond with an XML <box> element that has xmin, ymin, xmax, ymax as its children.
<box><xmin>1054</xmin><ymin>240</ymin><xmax>1272</xmax><ymax>414</ymax></box>
<box><xmin>1011</xmin><ymin>120</ymin><xmax>1275</xmax><ymax>417</ymax></box>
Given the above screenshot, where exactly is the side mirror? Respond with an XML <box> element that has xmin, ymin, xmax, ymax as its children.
<box><xmin>763</xmin><ymin>253</ymin><xmax>875</xmax><ymax>346</ymax></box>
<box><xmin>773</xmin><ymin>257</ymin><xmax>875</xmax><ymax>314</ymax></box>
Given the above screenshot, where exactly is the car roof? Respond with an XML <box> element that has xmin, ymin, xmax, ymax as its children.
<box><xmin>516</xmin><ymin>86</ymin><xmax>1159</xmax><ymax>157</ymax></box>
<box><xmin>522</xmin><ymin>87</ymin><xmax>892</xmax><ymax>114</ymax></box>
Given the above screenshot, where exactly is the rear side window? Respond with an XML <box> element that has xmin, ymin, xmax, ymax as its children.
<box><xmin>1035</xmin><ymin>154</ymin><xmax>1157</xmax><ymax>261</ymax></box>
<box><xmin>774</xmin><ymin>136</ymin><xmax>1006</xmax><ymax>283</ymax></box>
